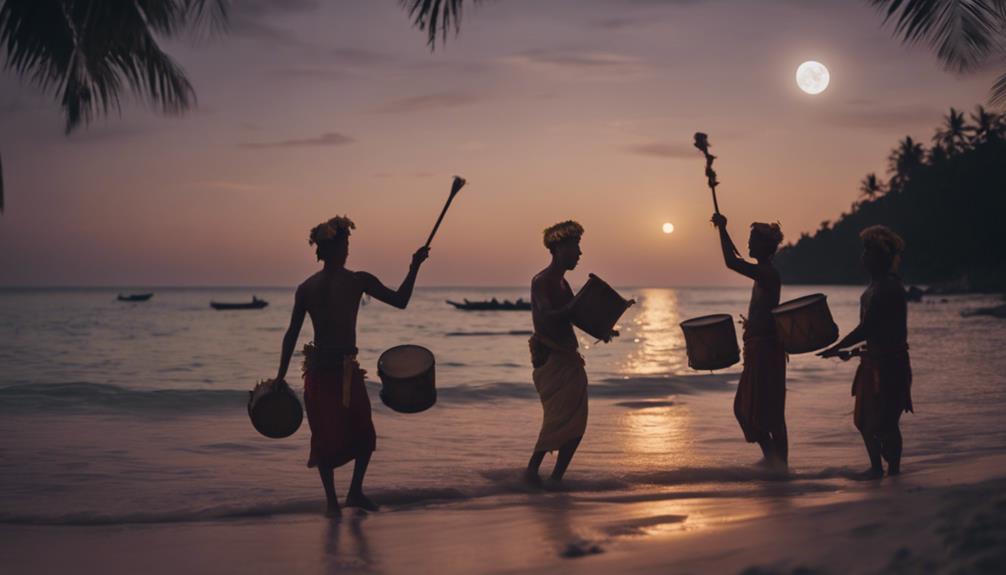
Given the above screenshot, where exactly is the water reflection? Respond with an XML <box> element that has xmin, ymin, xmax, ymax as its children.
<box><xmin>618</xmin><ymin>404</ymin><xmax>696</xmax><ymax>467</ymax></box>
<box><xmin>622</xmin><ymin>289</ymin><xmax>687</xmax><ymax>375</ymax></box>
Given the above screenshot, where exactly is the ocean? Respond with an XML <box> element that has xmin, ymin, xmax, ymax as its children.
<box><xmin>1</xmin><ymin>285</ymin><xmax>1004</xmax><ymax>527</ymax></box>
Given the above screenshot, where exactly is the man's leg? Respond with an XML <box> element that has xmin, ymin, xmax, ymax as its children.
<box><xmin>525</xmin><ymin>451</ymin><xmax>546</xmax><ymax>485</ymax></box>
<box><xmin>881</xmin><ymin>426</ymin><xmax>903</xmax><ymax>475</ymax></box>
<box><xmin>550</xmin><ymin>436</ymin><xmax>582</xmax><ymax>481</ymax></box>
<box><xmin>860</xmin><ymin>431</ymin><xmax>884</xmax><ymax>478</ymax></box>
<box><xmin>773</xmin><ymin>421</ymin><xmax>789</xmax><ymax>466</ymax></box>
<box><xmin>318</xmin><ymin>465</ymin><xmax>341</xmax><ymax>516</ymax></box>
<box><xmin>345</xmin><ymin>451</ymin><xmax>379</xmax><ymax>511</ymax></box>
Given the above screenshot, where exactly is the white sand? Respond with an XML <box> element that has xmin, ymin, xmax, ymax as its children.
<box><xmin>4</xmin><ymin>453</ymin><xmax>1004</xmax><ymax>575</ymax></box>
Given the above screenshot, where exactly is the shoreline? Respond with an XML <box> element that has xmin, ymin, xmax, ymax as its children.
<box><xmin>3</xmin><ymin>453</ymin><xmax>1004</xmax><ymax>575</ymax></box>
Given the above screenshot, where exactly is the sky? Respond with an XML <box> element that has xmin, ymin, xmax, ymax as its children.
<box><xmin>0</xmin><ymin>0</ymin><xmax>999</xmax><ymax>287</ymax></box>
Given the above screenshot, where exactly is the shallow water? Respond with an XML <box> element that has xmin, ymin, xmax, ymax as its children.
<box><xmin>1</xmin><ymin>286</ymin><xmax>1004</xmax><ymax>525</ymax></box>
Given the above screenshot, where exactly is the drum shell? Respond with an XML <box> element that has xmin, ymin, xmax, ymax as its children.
<box><xmin>771</xmin><ymin>293</ymin><xmax>839</xmax><ymax>354</ymax></box>
<box><xmin>377</xmin><ymin>346</ymin><xmax>437</xmax><ymax>414</ymax></box>
<box><xmin>680</xmin><ymin>314</ymin><xmax>741</xmax><ymax>371</ymax></box>
<box><xmin>571</xmin><ymin>274</ymin><xmax>632</xmax><ymax>341</ymax></box>
<box><xmin>248</xmin><ymin>380</ymin><xmax>303</xmax><ymax>439</ymax></box>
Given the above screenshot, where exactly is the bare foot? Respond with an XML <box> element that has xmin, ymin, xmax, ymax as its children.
<box><xmin>523</xmin><ymin>468</ymin><xmax>543</xmax><ymax>487</ymax></box>
<box><xmin>887</xmin><ymin>463</ymin><xmax>901</xmax><ymax>476</ymax></box>
<box><xmin>325</xmin><ymin>501</ymin><xmax>342</xmax><ymax>518</ymax></box>
<box><xmin>855</xmin><ymin>467</ymin><xmax>884</xmax><ymax>481</ymax></box>
<box><xmin>754</xmin><ymin>458</ymin><xmax>774</xmax><ymax>469</ymax></box>
<box><xmin>345</xmin><ymin>492</ymin><xmax>379</xmax><ymax>512</ymax></box>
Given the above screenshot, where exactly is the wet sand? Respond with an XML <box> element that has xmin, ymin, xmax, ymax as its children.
<box><xmin>4</xmin><ymin>452</ymin><xmax>1003</xmax><ymax>575</ymax></box>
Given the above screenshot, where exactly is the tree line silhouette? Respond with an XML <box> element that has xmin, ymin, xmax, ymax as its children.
<box><xmin>775</xmin><ymin>106</ymin><xmax>1006</xmax><ymax>292</ymax></box>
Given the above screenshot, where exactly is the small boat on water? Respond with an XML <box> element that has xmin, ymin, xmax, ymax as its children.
<box><xmin>211</xmin><ymin>296</ymin><xmax>268</xmax><ymax>311</ymax></box>
<box><xmin>446</xmin><ymin>298</ymin><xmax>531</xmax><ymax>311</ymax></box>
<box><xmin>117</xmin><ymin>293</ymin><xmax>153</xmax><ymax>302</ymax></box>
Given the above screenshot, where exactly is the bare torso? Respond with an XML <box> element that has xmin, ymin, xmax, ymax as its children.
<box><xmin>297</xmin><ymin>268</ymin><xmax>365</xmax><ymax>350</ymax></box>
<box><xmin>745</xmin><ymin>262</ymin><xmax>781</xmax><ymax>339</ymax></box>
<box><xmin>532</xmin><ymin>269</ymin><xmax>577</xmax><ymax>348</ymax></box>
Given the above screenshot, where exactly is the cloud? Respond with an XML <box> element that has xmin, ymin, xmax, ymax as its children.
<box><xmin>624</xmin><ymin>142</ymin><xmax>696</xmax><ymax>159</ymax></box>
<box><xmin>374</xmin><ymin>92</ymin><xmax>483</xmax><ymax>114</ymax></box>
<box><xmin>191</xmin><ymin>180</ymin><xmax>265</xmax><ymax>192</ymax></box>
<box><xmin>239</xmin><ymin>131</ymin><xmax>355</xmax><ymax>149</ymax></box>
<box><xmin>227</xmin><ymin>0</ymin><xmax>321</xmax><ymax>47</ymax></box>
<box><xmin>503</xmin><ymin>49</ymin><xmax>649</xmax><ymax>78</ymax></box>
<box><xmin>822</xmin><ymin>101</ymin><xmax>941</xmax><ymax>131</ymax></box>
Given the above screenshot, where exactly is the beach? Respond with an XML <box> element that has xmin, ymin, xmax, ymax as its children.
<box><xmin>1</xmin><ymin>286</ymin><xmax>1005</xmax><ymax>574</ymax></box>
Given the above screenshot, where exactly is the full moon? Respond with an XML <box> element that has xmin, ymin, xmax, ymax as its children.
<box><xmin>796</xmin><ymin>61</ymin><xmax>829</xmax><ymax>95</ymax></box>
<box><xmin>662</xmin><ymin>222</ymin><xmax>675</xmax><ymax>234</ymax></box>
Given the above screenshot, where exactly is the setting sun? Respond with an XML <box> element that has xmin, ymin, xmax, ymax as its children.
<box><xmin>662</xmin><ymin>222</ymin><xmax>675</xmax><ymax>234</ymax></box>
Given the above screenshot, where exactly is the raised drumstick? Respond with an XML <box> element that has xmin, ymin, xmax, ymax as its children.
<box><xmin>424</xmin><ymin>175</ymin><xmax>466</xmax><ymax>248</ymax></box>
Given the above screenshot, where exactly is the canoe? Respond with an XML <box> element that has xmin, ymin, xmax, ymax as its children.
<box><xmin>211</xmin><ymin>297</ymin><xmax>268</xmax><ymax>310</ymax></box>
<box><xmin>117</xmin><ymin>293</ymin><xmax>153</xmax><ymax>302</ymax></box>
<box><xmin>446</xmin><ymin>298</ymin><xmax>531</xmax><ymax>311</ymax></box>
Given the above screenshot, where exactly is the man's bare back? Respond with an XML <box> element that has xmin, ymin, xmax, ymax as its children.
<box><xmin>298</xmin><ymin>268</ymin><xmax>365</xmax><ymax>350</ymax></box>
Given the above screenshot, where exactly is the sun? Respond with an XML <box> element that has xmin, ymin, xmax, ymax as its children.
<box><xmin>662</xmin><ymin>222</ymin><xmax>675</xmax><ymax>234</ymax></box>
<box><xmin>796</xmin><ymin>61</ymin><xmax>830</xmax><ymax>95</ymax></box>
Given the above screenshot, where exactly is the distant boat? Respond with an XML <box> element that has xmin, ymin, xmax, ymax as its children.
<box><xmin>117</xmin><ymin>293</ymin><xmax>153</xmax><ymax>302</ymax></box>
<box><xmin>446</xmin><ymin>298</ymin><xmax>532</xmax><ymax>311</ymax></box>
<box><xmin>210</xmin><ymin>296</ymin><xmax>268</xmax><ymax>311</ymax></box>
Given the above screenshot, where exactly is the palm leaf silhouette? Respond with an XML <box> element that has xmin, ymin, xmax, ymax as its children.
<box><xmin>0</xmin><ymin>0</ymin><xmax>228</xmax><ymax>133</ymax></box>
<box><xmin>871</xmin><ymin>0</ymin><xmax>1006</xmax><ymax>105</ymax></box>
<box><xmin>400</xmin><ymin>0</ymin><xmax>481</xmax><ymax>47</ymax></box>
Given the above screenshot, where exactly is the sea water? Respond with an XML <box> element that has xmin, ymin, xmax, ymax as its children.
<box><xmin>0</xmin><ymin>286</ymin><xmax>1004</xmax><ymax>525</ymax></box>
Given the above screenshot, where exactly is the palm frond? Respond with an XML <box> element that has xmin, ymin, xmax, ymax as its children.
<box><xmin>992</xmin><ymin>70</ymin><xmax>1006</xmax><ymax>106</ymax></box>
<box><xmin>400</xmin><ymin>0</ymin><xmax>479</xmax><ymax>48</ymax></box>
<box><xmin>0</xmin><ymin>0</ymin><xmax>227</xmax><ymax>132</ymax></box>
<box><xmin>871</xmin><ymin>0</ymin><xmax>1006</xmax><ymax>71</ymax></box>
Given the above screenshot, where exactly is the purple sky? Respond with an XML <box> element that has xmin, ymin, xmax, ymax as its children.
<box><xmin>0</xmin><ymin>0</ymin><xmax>997</xmax><ymax>287</ymax></box>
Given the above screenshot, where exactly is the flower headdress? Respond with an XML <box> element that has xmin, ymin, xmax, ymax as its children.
<box><xmin>308</xmin><ymin>215</ymin><xmax>355</xmax><ymax>246</ymax></box>
<box><xmin>751</xmin><ymin>222</ymin><xmax>784</xmax><ymax>247</ymax></box>
<box><xmin>543</xmin><ymin>220</ymin><xmax>584</xmax><ymax>250</ymax></box>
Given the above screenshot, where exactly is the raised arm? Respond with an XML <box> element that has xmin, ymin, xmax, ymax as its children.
<box><xmin>711</xmin><ymin>213</ymin><xmax>759</xmax><ymax>280</ymax></box>
<box><xmin>358</xmin><ymin>247</ymin><xmax>430</xmax><ymax>309</ymax></box>
<box><xmin>276</xmin><ymin>287</ymin><xmax>307</xmax><ymax>381</ymax></box>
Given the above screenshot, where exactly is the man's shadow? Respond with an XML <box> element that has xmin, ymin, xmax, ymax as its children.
<box><xmin>323</xmin><ymin>512</ymin><xmax>374</xmax><ymax>572</ymax></box>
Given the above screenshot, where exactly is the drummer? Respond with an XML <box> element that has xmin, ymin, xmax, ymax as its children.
<box><xmin>711</xmin><ymin>213</ymin><xmax>788</xmax><ymax>468</ymax></box>
<box><xmin>273</xmin><ymin>215</ymin><xmax>430</xmax><ymax>516</ymax></box>
<box><xmin>526</xmin><ymin>221</ymin><xmax>617</xmax><ymax>485</ymax></box>
<box><xmin>819</xmin><ymin>226</ymin><xmax>912</xmax><ymax>479</ymax></box>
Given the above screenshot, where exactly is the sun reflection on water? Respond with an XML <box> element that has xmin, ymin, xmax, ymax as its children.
<box><xmin>622</xmin><ymin>289</ymin><xmax>687</xmax><ymax>375</ymax></box>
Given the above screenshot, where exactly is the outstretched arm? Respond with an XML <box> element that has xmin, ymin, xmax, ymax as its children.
<box><xmin>359</xmin><ymin>247</ymin><xmax>430</xmax><ymax>309</ymax></box>
<box><xmin>711</xmin><ymin>213</ymin><xmax>758</xmax><ymax>280</ymax></box>
<box><xmin>276</xmin><ymin>288</ymin><xmax>307</xmax><ymax>381</ymax></box>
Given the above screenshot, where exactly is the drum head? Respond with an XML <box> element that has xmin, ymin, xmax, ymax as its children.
<box><xmin>249</xmin><ymin>390</ymin><xmax>303</xmax><ymax>439</ymax></box>
<box><xmin>772</xmin><ymin>293</ymin><xmax>827</xmax><ymax>315</ymax></box>
<box><xmin>378</xmin><ymin>345</ymin><xmax>435</xmax><ymax>379</ymax></box>
<box><xmin>680</xmin><ymin>314</ymin><xmax>733</xmax><ymax>329</ymax></box>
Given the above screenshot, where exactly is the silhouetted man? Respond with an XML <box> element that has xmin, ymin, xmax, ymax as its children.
<box><xmin>820</xmin><ymin>225</ymin><xmax>912</xmax><ymax>479</ymax></box>
<box><xmin>274</xmin><ymin>215</ymin><xmax>429</xmax><ymax>516</ymax></box>
<box><xmin>712</xmin><ymin>213</ymin><xmax>789</xmax><ymax>468</ymax></box>
<box><xmin>525</xmin><ymin>220</ymin><xmax>590</xmax><ymax>486</ymax></box>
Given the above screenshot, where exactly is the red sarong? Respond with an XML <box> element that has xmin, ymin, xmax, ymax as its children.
<box><xmin>734</xmin><ymin>336</ymin><xmax>787</xmax><ymax>443</ymax></box>
<box><xmin>302</xmin><ymin>347</ymin><xmax>376</xmax><ymax>469</ymax></box>
<box><xmin>853</xmin><ymin>348</ymin><xmax>912</xmax><ymax>435</ymax></box>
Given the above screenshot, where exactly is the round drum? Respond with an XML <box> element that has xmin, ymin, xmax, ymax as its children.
<box><xmin>680</xmin><ymin>314</ymin><xmax>740</xmax><ymax>371</ymax></box>
<box><xmin>378</xmin><ymin>345</ymin><xmax>437</xmax><ymax>414</ymax></box>
<box><xmin>571</xmin><ymin>273</ymin><xmax>634</xmax><ymax>341</ymax></box>
<box><xmin>771</xmin><ymin>293</ymin><xmax>839</xmax><ymax>354</ymax></box>
<box><xmin>248</xmin><ymin>379</ymin><xmax>303</xmax><ymax>439</ymax></box>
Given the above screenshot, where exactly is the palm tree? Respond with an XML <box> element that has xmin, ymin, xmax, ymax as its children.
<box><xmin>871</xmin><ymin>0</ymin><xmax>1006</xmax><ymax>106</ymax></box>
<box><xmin>932</xmin><ymin>107</ymin><xmax>969</xmax><ymax>155</ymax></box>
<box><xmin>401</xmin><ymin>0</ymin><xmax>481</xmax><ymax>47</ymax></box>
<box><xmin>969</xmin><ymin>104</ymin><xmax>1005</xmax><ymax>144</ymax></box>
<box><xmin>0</xmin><ymin>0</ymin><xmax>227</xmax><ymax>133</ymax></box>
<box><xmin>859</xmin><ymin>172</ymin><xmax>884</xmax><ymax>199</ymax></box>
<box><xmin>887</xmin><ymin>136</ymin><xmax>925</xmax><ymax>192</ymax></box>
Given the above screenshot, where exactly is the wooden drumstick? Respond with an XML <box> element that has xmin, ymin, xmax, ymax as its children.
<box><xmin>424</xmin><ymin>175</ymin><xmax>466</xmax><ymax>248</ymax></box>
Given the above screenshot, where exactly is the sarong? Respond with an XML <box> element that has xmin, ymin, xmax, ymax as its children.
<box><xmin>530</xmin><ymin>334</ymin><xmax>588</xmax><ymax>452</ymax></box>
<box><xmin>853</xmin><ymin>347</ymin><xmax>912</xmax><ymax>435</ymax></box>
<box><xmin>734</xmin><ymin>335</ymin><xmax>787</xmax><ymax>443</ymax></box>
<box><xmin>302</xmin><ymin>343</ymin><xmax>376</xmax><ymax>469</ymax></box>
